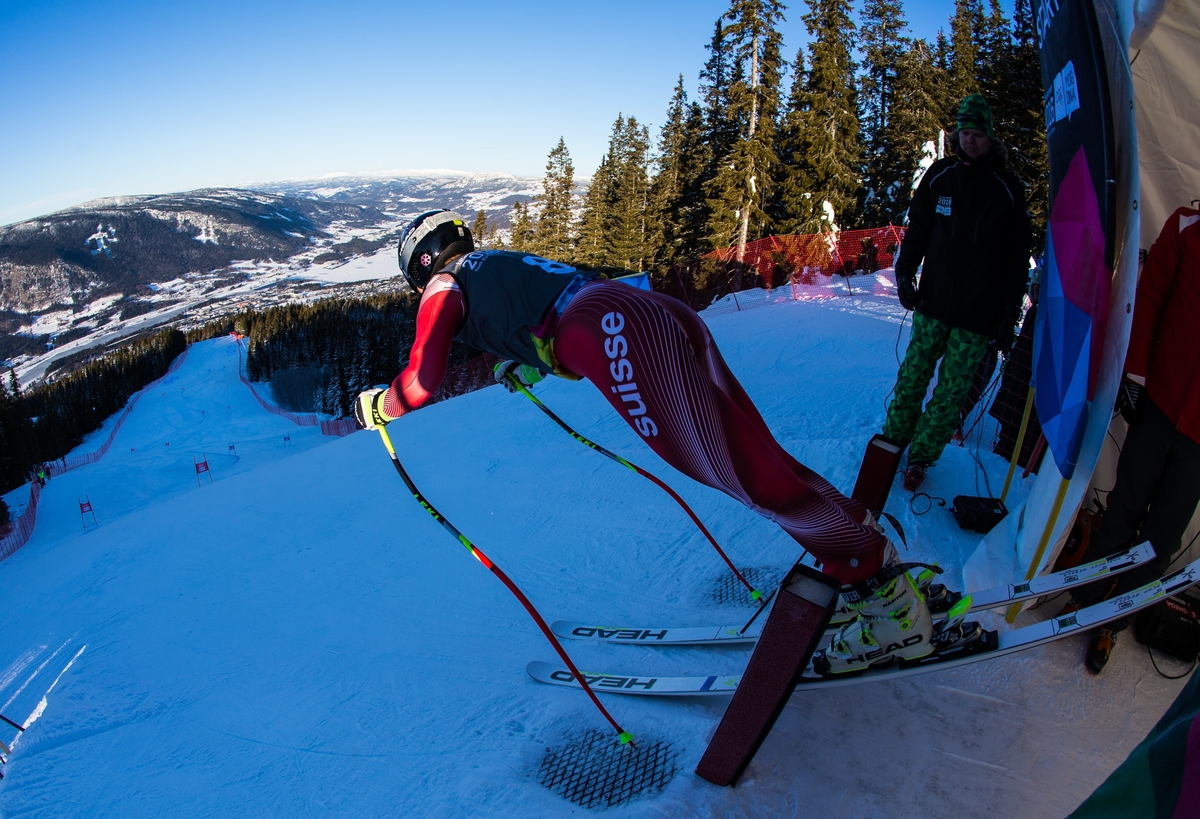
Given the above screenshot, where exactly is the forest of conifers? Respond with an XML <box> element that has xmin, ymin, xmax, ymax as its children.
<box><xmin>488</xmin><ymin>0</ymin><xmax>1045</xmax><ymax>276</ymax></box>
<box><xmin>0</xmin><ymin>0</ymin><xmax>1047</xmax><ymax>496</ymax></box>
<box><xmin>0</xmin><ymin>329</ymin><xmax>186</xmax><ymax>493</ymax></box>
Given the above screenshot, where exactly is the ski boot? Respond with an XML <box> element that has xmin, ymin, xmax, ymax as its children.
<box><xmin>813</xmin><ymin>556</ymin><xmax>938</xmax><ymax>675</ymax></box>
<box><xmin>829</xmin><ymin>561</ymin><xmax>961</xmax><ymax>626</ymax></box>
<box><xmin>929</xmin><ymin>596</ymin><xmax>983</xmax><ymax>654</ymax></box>
<box><xmin>915</xmin><ymin>565</ymin><xmax>963</xmax><ymax>615</ymax></box>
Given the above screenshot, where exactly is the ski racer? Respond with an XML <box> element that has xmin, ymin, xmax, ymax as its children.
<box><xmin>355</xmin><ymin>210</ymin><xmax>939</xmax><ymax>674</ymax></box>
<box><xmin>883</xmin><ymin>93</ymin><xmax>1032</xmax><ymax>490</ymax></box>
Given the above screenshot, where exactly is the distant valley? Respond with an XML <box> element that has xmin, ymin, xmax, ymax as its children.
<box><xmin>0</xmin><ymin>173</ymin><xmax>539</xmax><ymax>385</ymax></box>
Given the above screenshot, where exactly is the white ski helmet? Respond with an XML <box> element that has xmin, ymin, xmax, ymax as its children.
<box><xmin>397</xmin><ymin>210</ymin><xmax>474</xmax><ymax>292</ymax></box>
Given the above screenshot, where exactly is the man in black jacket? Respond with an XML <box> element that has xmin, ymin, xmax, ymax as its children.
<box><xmin>882</xmin><ymin>93</ymin><xmax>1032</xmax><ymax>490</ymax></box>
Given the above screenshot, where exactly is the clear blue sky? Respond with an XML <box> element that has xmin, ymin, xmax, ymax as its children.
<box><xmin>0</xmin><ymin>0</ymin><xmax>989</xmax><ymax>225</ymax></box>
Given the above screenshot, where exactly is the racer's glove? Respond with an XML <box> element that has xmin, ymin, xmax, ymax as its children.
<box><xmin>355</xmin><ymin>388</ymin><xmax>396</xmax><ymax>430</ymax></box>
<box><xmin>493</xmin><ymin>360</ymin><xmax>544</xmax><ymax>393</ymax></box>
<box><xmin>1115</xmin><ymin>374</ymin><xmax>1145</xmax><ymax>425</ymax></box>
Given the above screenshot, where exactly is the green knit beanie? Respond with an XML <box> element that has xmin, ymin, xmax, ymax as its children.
<box><xmin>956</xmin><ymin>93</ymin><xmax>995</xmax><ymax>139</ymax></box>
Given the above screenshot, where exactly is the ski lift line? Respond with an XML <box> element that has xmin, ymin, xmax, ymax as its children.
<box><xmin>374</xmin><ymin>425</ymin><xmax>634</xmax><ymax>747</ymax></box>
<box><xmin>504</xmin><ymin>375</ymin><xmax>763</xmax><ymax>603</ymax></box>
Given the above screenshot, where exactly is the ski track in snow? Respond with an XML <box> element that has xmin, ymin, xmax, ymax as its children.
<box><xmin>0</xmin><ymin>296</ymin><xmax>1191</xmax><ymax>817</ymax></box>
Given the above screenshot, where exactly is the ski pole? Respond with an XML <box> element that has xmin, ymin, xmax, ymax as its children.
<box><xmin>374</xmin><ymin>425</ymin><xmax>633</xmax><ymax>746</ymax></box>
<box><xmin>504</xmin><ymin>375</ymin><xmax>764</xmax><ymax>603</ymax></box>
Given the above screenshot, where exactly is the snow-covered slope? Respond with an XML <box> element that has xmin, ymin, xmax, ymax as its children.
<box><xmin>0</xmin><ymin>292</ymin><xmax>1191</xmax><ymax>817</ymax></box>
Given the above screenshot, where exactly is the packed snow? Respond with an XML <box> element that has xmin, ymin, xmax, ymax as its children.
<box><xmin>0</xmin><ymin>287</ymin><xmax>1192</xmax><ymax>817</ymax></box>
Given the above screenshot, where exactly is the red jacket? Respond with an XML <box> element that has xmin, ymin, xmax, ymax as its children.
<box><xmin>1125</xmin><ymin>206</ymin><xmax>1200</xmax><ymax>443</ymax></box>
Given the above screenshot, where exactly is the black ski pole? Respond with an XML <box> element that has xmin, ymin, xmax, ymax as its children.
<box><xmin>374</xmin><ymin>425</ymin><xmax>633</xmax><ymax>746</ymax></box>
<box><xmin>504</xmin><ymin>375</ymin><xmax>765</xmax><ymax>603</ymax></box>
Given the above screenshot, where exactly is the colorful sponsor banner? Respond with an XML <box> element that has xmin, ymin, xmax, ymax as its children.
<box><xmin>1032</xmin><ymin>0</ymin><xmax>1118</xmax><ymax>480</ymax></box>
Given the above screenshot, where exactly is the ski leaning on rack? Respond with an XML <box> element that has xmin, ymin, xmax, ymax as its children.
<box><xmin>528</xmin><ymin>553</ymin><xmax>1200</xmax><ymax>696</ymax></box>
<box><xmin>550</xmin><ymin>542</ymin><xmax>1156</xmax><ymax>648</ymax></box>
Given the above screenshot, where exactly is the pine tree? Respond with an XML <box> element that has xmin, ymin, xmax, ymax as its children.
<box><xmin>508</xmin><ymin>201</ymin><xmax>536</xmax><ymax>252</ymax></box>
<box><xmin>699</xmin><ymin>19</ymin><xmax>742</xmax><ymax>201</ymax></box>
<box><xmin>885</xmin><ymin>39</ymin><xmax>948</xmax><ymax>221</ymax></box>
<box><xmin>775</xmin><ymin>0</ymin><xmax>861</xmax><ymax>233</ymax></box>
<box><xmin>471</xmin><ymin>210</ymin><xmax>499</xmax><ymax>249</ymax></box>
<box><xmin>946</xmin><ymin>0</ymin><xmax>983</xmax><ymax>123</ymax></box>
<box><xmin>976</xmin><ymin>0</ymin><xmax>1011</xmax><ymax>105</ymax></box>
<box><xmin>775</xmin><ymin>47</ymin><xmax>823</xmax><ymax>234</ymax></box>
<box><xmin>706</xmin><ymin>0</ymin><xmax>786</xmax><ymax>258</ymax></box>
<box><xmin>575</xmin><ymin>116</ymin><xmax>624</xmax><ymax>268</ymax></box>
<box><xmin>610</xmin><ymin>116</ymin><xmax>652</xmax><ymax>271</ymax></box>
<box><xmin>648</xmin><ymin>76</ymin><xmax>711</xmax><ymax>275</ymax></box>
<box><xmin>575</xmin><ymin>146</ymin><xmax>615</xmax><ymax>267</ymax></box>
<box><xmin>1001</xmin><ymin>0</ymin><xmax>1047</xmax><ymax>250</ymax></box>
<box><xmin>575</xmin><ymin>114</ymin><xmax>652</xmax><ymax>271</ymax></box>
<box><xmin>532</xmin><ymin>138</ymin><xmax>576</xmax><ymax>260</ymax></box>
<box><xmin>858</xmin><ymin>0</ymin><xmax>909</xmax><ymax>227</ymax></box>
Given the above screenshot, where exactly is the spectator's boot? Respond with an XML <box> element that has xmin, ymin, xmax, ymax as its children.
<box><xmin>902</xmin><ymin>461</ymin><xmax>929</xmax><ymax>491</ymax></box>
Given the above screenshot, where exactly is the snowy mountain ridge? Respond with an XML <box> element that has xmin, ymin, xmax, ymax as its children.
<box><xmin>1</xmin><ymin>172</ymin><xmax>542</xmax><ymax>384</ymax></box>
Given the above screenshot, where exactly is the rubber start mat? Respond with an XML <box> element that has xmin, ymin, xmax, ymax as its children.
<box><xmin>707</xmin><ymin>566</ymin><xmax>781</xmax><ymax>606</ymax></box>
<box><xmin>538</xmin><ymin>728</ymin><xmax>679</xmax><ymax>809</ymax></box>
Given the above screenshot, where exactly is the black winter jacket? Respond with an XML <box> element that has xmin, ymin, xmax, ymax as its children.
<box><xmin>896</xmin><ymin>139</ymin><xmax>1031</xmax><ymax>337</ymax></box>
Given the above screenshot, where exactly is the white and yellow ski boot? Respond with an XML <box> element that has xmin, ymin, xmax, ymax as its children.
<box><xmin>814</xmin><ymin>555</ymin><xmax>937</xmax><ymax>675</ymax></box>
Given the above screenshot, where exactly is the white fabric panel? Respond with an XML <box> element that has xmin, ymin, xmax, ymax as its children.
<box><xmin>1132</xmin><ymin>0</ymin><xmax>1200</xmax><ymax>251</ymax></box>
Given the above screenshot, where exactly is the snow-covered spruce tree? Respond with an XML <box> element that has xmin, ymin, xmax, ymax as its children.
<box><xmin>532</xmin><ymin>138</ymin><xmax>576</xmax><ymax>260</ymax></box>
<box><xmin>575</xmin><ymin>142</ymin><xmax>615</xmax><ymax>268</ymax></box>
<box><xmin>945</xmin><ymin>0</ymin><xmax>983</xmax><ymax>124</ymax></box>
<box><xmin>648</xmin><ymin>76</ymin><xmax>711</xmax><ymax>277</ymax></box>
<box><xmin>705</xmin><ymin>0</ymin><xmax>785</xmax><ymax>259</ymax></box>
<box><xmin>507</xmin><ymin>200</ymin><xmax>536</xmax><ymax>252</ymax></box>
<box><xmin>609</xmin><ymin>116</ymin><xmax>652</xmax><ymax>272</ymax></box>
<box><xmin>975</xmin><ymin>0</ymin><xmax>1012</xmax><ymax>105</ymax></box>
<box><xmin>576</xmin><ymin>114</ymin><xmax>651</xmax><ymax>272</ymax></box>
<box><xmin>774</xmin><ymin>0</ymin><xmax>860</xmax><ymax>233</ymax></box>
<box><xmin>883</xmin><ymin>39</ymin><xmax>948</xmax><ymax>223</ymax></box>
<box><xmin>471</xmin><ymin>210</ymin><xmax>501</xmax><ymax>250</ymax></box>
<box><xmin>698</xmin><ymin>19</ymin><xmax>742</xmax><ymax>213</ymax></box>
<box><xmin>857</xmin><ymin>0</ymin><xmax>910</xmax><ymax>228</ymax></box>
<box><xmin>774</xmin><ymin>47</ymin><xmax>824</xmax><ymax>235</ymax></box>
<box><xmin>1000</xmin><ymin>0</ymin><xmax>1048</xmax><ymax>250</ymax></box>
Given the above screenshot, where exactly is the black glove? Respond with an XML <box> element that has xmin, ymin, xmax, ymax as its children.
<box><xmin>897</xmin><ymin>275</ymin><xmax>918</xmax><ymax>311</ymax></box>
<box><xmin>1115</xmin><ymin>376</ymin><xmax>1145</xmax><ymax>425</ymax></box>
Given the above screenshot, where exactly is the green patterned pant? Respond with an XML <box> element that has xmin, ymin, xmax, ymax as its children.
<box><xmin>882</xmin><ymin>311</ymin><xmax>990</xmax><ymax>465</ymax></box>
